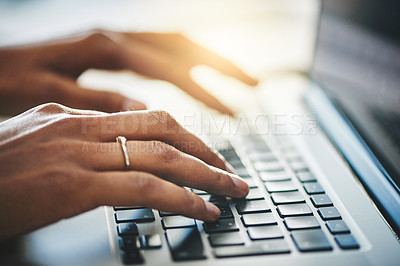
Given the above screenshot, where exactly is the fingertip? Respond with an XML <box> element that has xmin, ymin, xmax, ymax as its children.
<box><xmin>244</xmin><ymin>76</ymin><xmax>259</xmax><ymax>87</ymax></box>
<box><xmin>228</xmin><ymin>109</ymin><xmax>236</xmax><ymax>117</ymax></box>
<box><xmin>204</xmin><ymin>201</ymin><xmax>220</xmax><ymax>221</ymax></box>
<box><xmin>231</xmin><ymin>175</ymin><xmax>249</xmax><ymax>197</ymax></box>
<box><xmin>218</xmin><ymin>105</ymin><xmax>235</xmax><ymax>116</ymax></box>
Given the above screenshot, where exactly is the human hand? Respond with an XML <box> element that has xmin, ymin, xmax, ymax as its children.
<box><xmin>0</xmin><ymin>30</ymin><xmax>257</xmax><ymax>116</ymax></box>
<box><xmin>0</xmin><ymin>103</ymin><xmax>249</xmax><ymax>241</ymax></box>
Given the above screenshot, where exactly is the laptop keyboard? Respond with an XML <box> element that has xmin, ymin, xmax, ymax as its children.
<box><xmin>112</xmin><ymin>134</ymin><xmax>360</xmax><ymax>264</ymax></box>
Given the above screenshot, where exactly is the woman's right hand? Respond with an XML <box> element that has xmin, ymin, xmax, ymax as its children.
<box><xmin>0</xmin><ymin>103</ymin><xmax>249</xmax><ymax>241</ymax></box>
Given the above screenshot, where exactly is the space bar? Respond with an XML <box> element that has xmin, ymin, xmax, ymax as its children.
<box><xmin>214</xmin><ymin>239</ymin><xmax>290</xmax><ymax>258</ymax></box>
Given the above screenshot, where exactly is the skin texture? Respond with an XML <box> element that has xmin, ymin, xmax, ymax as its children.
<box><xmin>0</xmin><ymin>30</ymin><xmax>258</xmax><ymax>116</ymax></box>
<box><xmin>0</xmin><ymin>30</ymin><xmax>257</xmax><ymax>242</ymax></box>
<box><xmin>0</xmin><ymin>104</ymin><xmax>249</xmax><ymax>241</ymax></box>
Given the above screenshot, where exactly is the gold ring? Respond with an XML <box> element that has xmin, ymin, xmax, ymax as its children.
<box><xmin>116</xmin><ymin>136</ymin><xmax>130</xmax><ymax>171</ymax></box>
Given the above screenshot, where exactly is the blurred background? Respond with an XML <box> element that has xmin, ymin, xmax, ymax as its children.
<box><xmin>0</xmin><ymin>0</ymin><xmax>320</xmax><ymax>120</ymax></box>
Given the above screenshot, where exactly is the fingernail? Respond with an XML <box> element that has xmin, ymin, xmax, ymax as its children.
<box><xmin>231</xmin><ymin>175</ymin><xmax>249</xmax><ymax>195</ymax></box>
<box><xmin>122</xmin><ymin>99</ymin><xmax>136</xmax><ymax>111</ymax></box>
<box><xmin>205</xmin><ymin>201</ymin><xmax>220</xmax><ymax>219</ymax></box>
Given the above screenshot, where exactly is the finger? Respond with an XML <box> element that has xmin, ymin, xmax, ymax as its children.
<box><xmin>43</xmin><ymin>32</ymin><xmax>127</xmax><ymax>77</ymax></box>
<box><xmin>85</xmin><ymin>141</ymin><xmax>248</xmax><ymax>198</ymax></box>
<box><xmin>172</xmin><ymin>75</ymin><xmax>235</xmax><ymax>116</ymax></box>
<box><xmin>120</xmin><ymin>40</ymin><xmax>234</xmax><ymax>115</ymax></box>
<box><xmin>67</xmin><ymin>32</ymin><xmax>236</xmax><ymax>115</ymax></box>
<box><xmin>90</xmin><ymin>171</ymin><xmax>220</xmax><ymax>222</ymax></box>
<box><xmin>39</xmin><ymin>72</ymin><xmax>146</xmax><ymax>112</ymax></box>
<box><xmin>129</xmin><ymin>32</ymin><xmax>259</xmax><ymax>86</ymax></box>
<box><xmin>85</xmin><ymin>110</ymin><xmax>231</xmax><ymax>172</ymax></box>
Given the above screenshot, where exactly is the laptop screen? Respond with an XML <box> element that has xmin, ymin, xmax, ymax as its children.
<box><xmin>312</xmin><ymin>0</ymin><xmax>400</xmax><ymax>192</ymax></box>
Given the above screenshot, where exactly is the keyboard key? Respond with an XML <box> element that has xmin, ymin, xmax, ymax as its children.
<box><xmin>119</xmin><ymin>237</ymin><xmax>140</xmax><ymax>250</ymax></box>
<box><xmin>311</xmin><ymin>194</ymin><xmax>333</xmax><ymax>207</ymax></box>
<box><xmin>208</xmin><ymin>232</ymin><xmax>245</xmax><ymax>247</ymax></box>
<box><xmin>166</xmin><ymin>227</ymin><xmax>206</xmax><ymax>261</ymax></box>
<box><xmin>218</xmin><ymin>204</ymin><xmax>234</xmax><ymax>219</ymax></box>
<box><xmin>277</xmin><ymin>204</ymin><xmax>312</xmax><ymax>217</ymax></box>
<box><xmin>247</xmin><ymin>225</ymin><xmax>283</xmax><ymax>240</ymax></box>
<box><xmin>243</xmin><ymin>138</ymin><xmax>270</xmax><ymax>152</ymax></box>
<box><xmin>117</xmin><ymin>223</ymin><xmax>139</xmax><ymax>236</ymax></box>
<box><xmin>162</xmin><ymin>216</ymin><xmax>196</xmax><ymax>229</ymax></box>
<box><xmin>248</xmin><ymin>152</ymin><xmax>277</xmax><ymax>162</ymax></box>
<box><xmin>279</xmin><ymin>144</ymin><xmax>295</xmax><ymax>153</ymax></box>
<box><xmin>236</xmin><ymin>200</ymin><xmax>271</xmax><ymax>214</ymax></box>
<box><xmin>235</xmin><ymin>168</ymin><xmax>251</xmax><ymax>178</ymax></box>
<box><xmin>213</xmin><ymin>239</ymin><xmax>290</xmax><ymax>258</ymax></box>
<box><xmin>284</xmin><ymin>216</ymin><xmax>320</xmax><ymax>230</ymax></box>
<box><xmin>291</xmin><ymin>229</ymin><xmax>332</xmax><ymax>252</ymax></box>
<box><xmin>200</xmin><ymin>194</ymin><xmax>226</xmax><ymax>204</ymax></box>
<box><xmin>271</xmin><ymin>191</ymin><xmax>305</xmax><ymax>205</ymax></box>
<box><xmin>115</xmin><ymin>208</ymin><xmax>155</xmax><ymax>223</ymax></box>
<box><xmin>245</xmin><ymin>188</ymin><xmax>264</xmax><ymax>200</ymax></box>
<box><xmin>253</xmin><ymin>161</ymin><xmax>284</xmax><ymax>172</ymax></box>
<box><xmin>219</xmin><ymin>148</ymin><xmax>238</xmax><ymax>161</ymax></box>
<box><xmin>235</xmin><ymin>188</ymin><xmax>264</xmax><ymax>201</ymax></box>
<box><xmin>203</xmin><ymin>218</ymin><xmax>239</xmax><ymax>233</ymax></box>
<box><xmin>242</xmin><ymin>135</ymin><xmax>265</xmax><ymax>143</ymax></box>
<box><xmin>290</xmin><ymin>161</ymin><xmax>308</xmax><ymax>172</ymax></box>
<box><xmin>303</xmin><ymin>182</ymin><xmax>325</xmax><ymax>194</ymax></box>
<box><xmin>242</xmin><ymin>213</ymin><xmax>277</xmax><ymax>226</ymax></box>
<box><xmin>191</xmin><ymin>189</ymin><xmax>208</xmax><ymax>195</ymax></box>
<box><xmin>199</xmin><ymin>194</ymin><xmax>212</xmax><ymax>202</ymax></box>
<box><xmin>283</xmin><ymin>151</ymin><xmax>302</xmax><ymax>162</ymax></box>
<box><xmin>139</xmin><ymin>234</ymin><xmax>162</xmax><ymax>249</ymax></box>
<box><xmin>318</xmin><ymin>207</ymin><xmax>341</xmax><ymax>220</ymax></box>
<box><xmin>259</xmin><ymin>171</ymin><xmax>292</xmax><ymax>182</ymax></box>
<box><xmin>245</xmin><ymin>178</ymin><xmax>258</xmax><ymax>188</ymax></box>
<box><xmin>228</xmin><ymin>158</ymin><xmax>245</xmax><ymax>168</ymax></box>
<box><xmin>114</xmin><ymin>206</ymin><xmax>142</xmax><ymax>211</ymax></box>
<box><xmin>265</xmin><ymin>181</ymin><xmax>297</xmax><ymax>193</ymax></box>
<box><xmin>335</xmin><ymin>234</ymin><xmax>359</xmax><ymax>249</ymax></box>
<box><xmin>326</xmin><ymin>220</ymin><xmax>350</xmax><ymax>234</ymax></box>
<box><xmin>159</xmin><ymin>210</ymin><xmax>176</xmax><ymax>217</ymax></box>
<box><xmin>297</xmin><ymin>172</ymin><xmax>316</xmax><ymax>183</ymax></box>
<box><xmin>121</xmin><ymin>250</ymin><xmax>144</xmax><ymax>265</ymax></box>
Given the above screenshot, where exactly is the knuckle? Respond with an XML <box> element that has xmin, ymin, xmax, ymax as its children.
<box><xmin>32</xmin><ymin>106</ymin><xmax>85</xmax><ymax>137</ymax></box>
<box><xmin>35</xmin><ymin>103</ymin><xmax>68</xmax><ymax>114</ymax></box>
<box><xmin>174</xmin><ymin>33</ymin><xmax>185</xmax><ymax>39</ymax></box>
<box><xmin>150</xmin><ymin>141</ymin><xmax>179</xmax><ymax>164</ymax></box>
<box><xmin>82</xmin><ymin>32</ymin><xmax>123</xmax><ymax>68</ymax></box>
<box><xmin>149</xmin><ymin>110</ymin><xmax>180</xmax><ymax>133</ymax></box>
<box><xmin>149</xmin><ymin>110</ymin><xmax>172</xmax><ymax>123</ymax></box>
<box><xmin>85</xmin><ymin>32</ymin><xmax>112</xmax><ymax>45</ymax></box>
<box><xmin>169</xmin><ymin>33</ymin><xmax>186</xmax><ymax>41</ymax></box>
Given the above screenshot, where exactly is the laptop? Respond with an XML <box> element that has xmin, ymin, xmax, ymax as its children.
<box><xmin>2</xmin><ymin>0</ymin><xmax>399</xmax><ymax>265</ymax></box>
<box><xmin>104</xmin><ymin>0</ymin><xmax>400</xmax><ymax>265</ymax></box>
